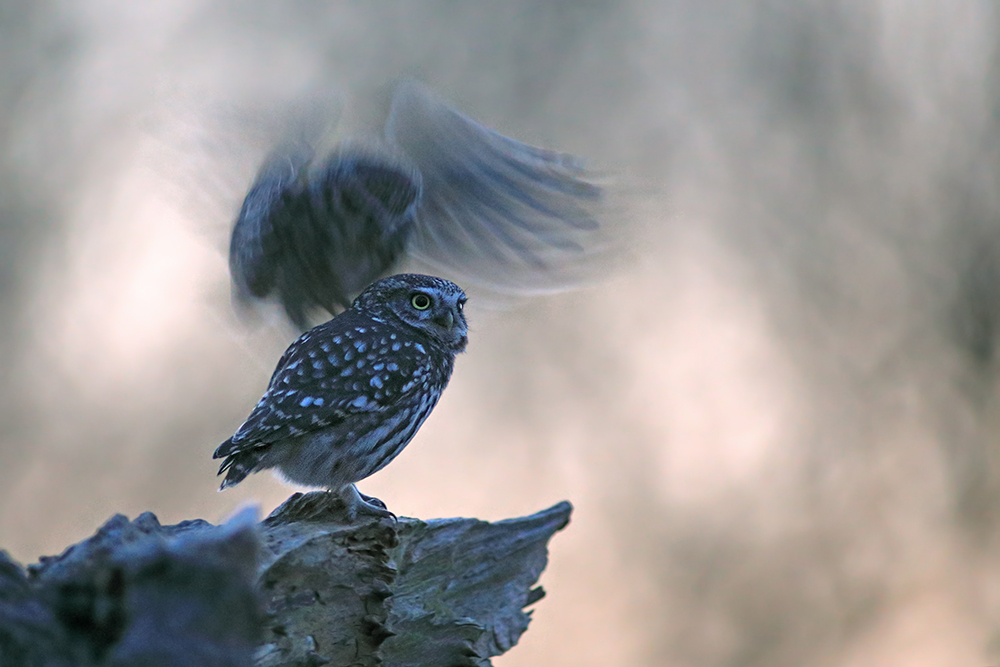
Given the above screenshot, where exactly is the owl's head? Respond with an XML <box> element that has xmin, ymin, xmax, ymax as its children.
<box><xmin>353</xmin><ymin>274</ymin><xmax>468</xmax><ymax>352</ymax></box>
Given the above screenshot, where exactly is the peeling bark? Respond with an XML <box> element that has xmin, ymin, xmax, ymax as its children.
<box><xmin>0</xmin><ymin>493</ymin><xmax>571</xmax><ymax>667</ymax></box>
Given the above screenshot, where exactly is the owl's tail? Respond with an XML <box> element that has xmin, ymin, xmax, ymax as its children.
<box><xmin>214</xmin><ymin>439</ymin><xmax>269</xmax><ymax>490</ymax></box>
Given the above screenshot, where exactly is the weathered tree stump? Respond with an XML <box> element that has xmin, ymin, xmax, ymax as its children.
<box><xmin>0</xmin><ymin>492</ymin><xmax>572</xmax><ymax>667</ymax></box>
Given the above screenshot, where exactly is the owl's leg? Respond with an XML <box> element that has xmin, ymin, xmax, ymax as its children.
<box><xmin>338</xmin><ymin>484</ymin><xmax>396</xmax><ymax>521</ymax></box>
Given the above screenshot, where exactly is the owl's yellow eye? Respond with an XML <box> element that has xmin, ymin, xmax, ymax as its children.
<box><xmin>410</xmin><ymin>293</ymin><xmax>432</xmax><ymax>310</ymax></box>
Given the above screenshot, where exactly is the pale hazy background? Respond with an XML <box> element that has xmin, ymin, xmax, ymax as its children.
<box><xmin>2</xmin><ymin>2</ymin><xmax>1000</xmax><ymax>665</ymax></box>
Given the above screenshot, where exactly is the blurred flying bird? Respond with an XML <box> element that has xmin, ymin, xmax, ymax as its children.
<box><xmin>228</xmin><ymin>79</ymin><xmax>605</xmax><ymax>329</ymax></box>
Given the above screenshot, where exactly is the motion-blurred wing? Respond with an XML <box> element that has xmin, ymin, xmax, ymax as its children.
<box><xmin>230</xmin><ymin>141</ymin><xmax>422</xmax><ymax>329</ymax></box>
<box><xmin>229</xmin><ymin>143</ymin><xmax>314</xmax><ymax>323</ymax></box>
<box><xmin>386</xmin><ymin>80</ymin><xmax>607</xmax><ymax>295</ymax></box>
<box><xmin>303</xmin><ymin>144</ymin><xmax>422</xmax><ymax>308</ymax></box>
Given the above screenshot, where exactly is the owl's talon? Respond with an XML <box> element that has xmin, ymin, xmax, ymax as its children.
<box><xmin>358</xmin><ymin>492</ymin><xmax>387</xmax><ymax>510</ymax></box>
<box><xmin>353</xmin><ymin>502</ymin><xmax>396</xmax><ymax>522</ymax></box>
<box><xmin>341</xmin><ymin>485</ymin><xmax>397</xmax><ymax>522</ymax></box>
<box><xmin>359</xmin><ymin>494</ymin><xmax>396</xmax><ymax>522</ymax></box>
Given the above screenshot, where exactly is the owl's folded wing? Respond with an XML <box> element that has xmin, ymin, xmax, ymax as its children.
<box><xmin>214</xmin><ymin>322</ymin><xmax>429</xmax><ymax>458</ymax></box>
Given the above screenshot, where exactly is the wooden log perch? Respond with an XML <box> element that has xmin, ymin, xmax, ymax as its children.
<box><xmin>0</xmin><ymin>492</ymin><xmax>572</xmax><ymax>667</ymax></box>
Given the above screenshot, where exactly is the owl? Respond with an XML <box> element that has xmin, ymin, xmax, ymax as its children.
<box><xmin>229</xmin><ymin>78</ymin><xmax>604</xmax><ymax>329</ymax></box>
<box><xmin>214</xmin><ymin>273</ymin><xmax>468</xmax><ymax>519</ymax></box>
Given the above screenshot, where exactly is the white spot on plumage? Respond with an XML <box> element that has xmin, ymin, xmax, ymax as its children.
<box><xmin>414</xmin><ymin>343</ymin><xmax>426</xmax><ymax>354</ymax></box>
<box><xmin>340</xmin><ymin>367</ymin><xmax>353</xmax><ymax>377</ymax></box>
<box><xmin>370</xmin><ymin>376</ymin><xmax>384</xmax><ymax>389</ymax></box>
<box><xmin>373</xmin><ymin>363</ymin><xmax>385</xmax><ymax>371</ymax></box>
<box><xmin>387</xmin><ymin>362</ymin><xmax>399</xmax><ymax>371</ymax></box>
<box><xmin>300</xmin><ymin>396</ymin><xmax>314</xmax><ymax>407</ymax></box>
<box><xmin>344</xmin><ymin>350</ymin><xmax>354</xmax><ymax>361</ymax></box>
<box><xmin>391</xmin><ymin>343</ymin><xmax>401</xmax><ymax>351</ymax></box>
<box><xmin>351</xmin><ymin>396</ymin><xmax>372</xmax><ymax>409</ymax></box>
<box><xmin>333</xmin><ymin>336</ymin><xmax>342</xmax><ymax>344</ymax></box>
<box><xmin>312</xmin><ymin>360</ymin><xmax>323</xmax><ymax>370</ymax></box>
<box><xmin>313</xmin><ymin>397</ymin><xmax>324</xmax><ymax>407</ymax></box>
<box><xmin>354</xmin><ymin>341</ymin><xmax>367</xmax><ymax>352</ymax></box>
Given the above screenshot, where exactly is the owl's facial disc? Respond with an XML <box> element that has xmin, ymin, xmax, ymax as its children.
<box><xmin>355</xmin><ymin>274</ymin><xmax>469</xmax><ymax>352</ymax></box>
<box><xmin>392</xmin><ymin>287</ymin><xmax>467</xmax><ymax>352</ymax></box>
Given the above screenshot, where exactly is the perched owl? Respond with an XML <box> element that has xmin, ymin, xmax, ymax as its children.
<box><xmin>229</xmin><ymin>78</ymin><xmax>604</xmax><ymax>329</ymax></box>
<box><xmin>214</xmin><ymin>273</ymin><xmax>468</xmax><ymax>519</ymax></box>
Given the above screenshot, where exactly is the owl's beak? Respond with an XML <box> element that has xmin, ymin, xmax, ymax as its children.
<box><xmin>434</xmin><ymin>309</ymin><xmax>455</xmax><ymax>330</ymax></box>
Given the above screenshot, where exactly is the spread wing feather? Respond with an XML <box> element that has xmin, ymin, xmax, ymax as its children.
<box><xmin>385</xmin><ymin>79</ymin><xmax>607</xmax><ymax>295</ymax></box>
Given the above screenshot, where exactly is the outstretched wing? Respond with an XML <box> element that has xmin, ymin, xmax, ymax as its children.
<box><xmin>386</xmin><ymin>79</ymin><xmax>608</xmax><ymax>296</ymax></box>
<box><xmin>229</xmin><ymin>81</ymin><xmax>612</xmax><ymax>329</ymax></box>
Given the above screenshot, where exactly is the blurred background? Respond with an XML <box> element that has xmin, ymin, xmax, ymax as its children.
<box><xmin>2</xmin><ymin>1</ymin><xmax>1000</xmax><ymax>665</ymax></box>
